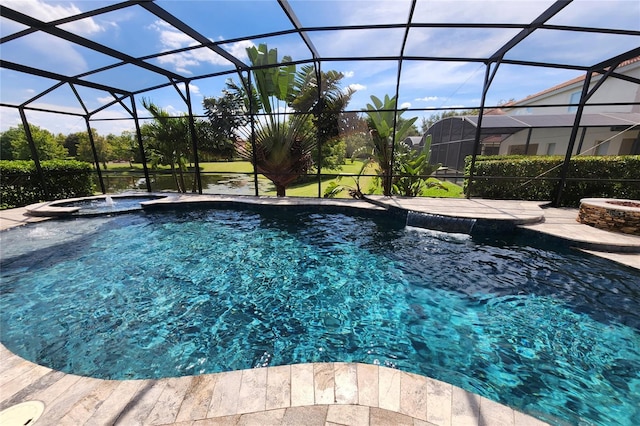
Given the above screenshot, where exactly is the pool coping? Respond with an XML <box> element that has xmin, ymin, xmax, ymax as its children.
<box><xmin>1</xmin><ymin>195</ymin><xmax>639</xmax><ymax>425</ymax></box>
<box><xmin>0</xmin><ymin>343</ymin><xmax>550</xmax><ymax>426</ymax></box>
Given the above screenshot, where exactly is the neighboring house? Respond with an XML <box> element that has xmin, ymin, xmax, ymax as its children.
<box><xmin>426</xmin><ymin>57</ymin><xmax>640</xmax><ymax>172</ymax></box>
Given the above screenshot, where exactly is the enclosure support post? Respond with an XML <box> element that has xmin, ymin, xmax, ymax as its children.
<box><xmin>524</xmin><ymin>128</ymin><xmax>533</xmax><ymax>155</ymax></box>
<box><xmin>246</xmin><ymin>71</ymin><xmax>259</xmax><ymax>197</ymax></box>
<box><xmin>554</xmin><ymin>58</ymin><xmax>626</xmax><ymax>203</ymax></box>
<box><xmin>184</xmin><ymin>83</ymin><xmax>203</xmax><ymax>194</ymax></box>
<box><xmin>130</xmin><ymin>95</ymin><xmax>152</xmax><ymax>192</ymax></box>
<box><xmin>467</xmin><ymin>61</ymin><xmax>500</xmax><ymax>199</ymax></box>
<box><xmin>575</xmin><ymin>127</ymin><xmax>587</xmax><ymax>155</ymax></box>
<box><xmin>315</xmin><ymin>61</ymin><xmax>323</xmax><ymax>198</ymax></box>
<box><xmin>553</xmin><ymin>72</ymin><xmax>593</xmax><ymax>206</ymax></box>
<box><xmin>18</xmin><ymin>107</ymin><xmax>49</xmax><ymax>199</ymax></box>
<box><xmin>84</xmin><ymin>118</ymin><xmax>106</xmax><ymax>194</ymax></box>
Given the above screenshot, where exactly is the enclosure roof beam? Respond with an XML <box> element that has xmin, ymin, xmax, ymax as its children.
<box><xmin>278</xmin><ymin>0</ymin><xmax>320</xmax><ymax>59</ymax></box>
<box><xmin>488</xmin><ymin>0</ymin><xmax>572</xmax><ymax>63</ymax></box>
<box><xmin>0</xmin><ymin>60</ymin><xmax>130</xmax><ymax>95</ymax></box>
<box><xmin>0</xmin><ymin>5</ymin><xmax>185</xmax><ymax>82</ymax></box>
<box><xmin>0</xmin><ymin>1</ymin><xmax>140</xmax><ymax>44</ymax></box>
<box><xmin>139</xmin><ymin>1</ymin><xmax>249</xmax><ymax>70</ymax></box>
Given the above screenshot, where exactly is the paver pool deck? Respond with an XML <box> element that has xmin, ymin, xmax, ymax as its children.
<box><xmin>1</xmin><ymin>195</ymin><xmax>639</xmax><ymax>425</ymax></box>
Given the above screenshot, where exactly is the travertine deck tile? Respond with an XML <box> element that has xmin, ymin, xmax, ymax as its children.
<box><xmin>207</xmin><ymin>369</ymin><xmax>242</xmax><ymax>417</ymax></box>
<box><xmin>356</xmin><ymin>363</ymin><xmax>379</xmax><ymax>407</ymax></box>
<box><xmin>29</xmin><ymin>373</ymin><xmax>84</xmax><ymax>408</ymax></box>
<box><xmin>479</xmin><ymin>396</ymin><xmax>515</xmax><ymax>426</ymax></box>
<box><xmin>145</xmin><ymin>376</ymin><xmax>192</xmax><ymax>425</ymax></box>
<box><xmin>515</xmin><ymin>410</ymin><xmax>552</xmax><ymax>426</ymax></box>
<box><xmin>334</xmin><ymin>363</ymin><xmax>358</xmax><ymax>404</ymax></box>
<box><xmin>281</xmin><ymin>405</ymin><xmax>328</xmax><ymax>426</ymax></box>
<box><xmin>39</xmin><ymin>376</ymin><xmax>103</xmax><ymax>425</ymax></box>
<box><xmin>237</xmin><ymin>408</ymin><xmax>286</xmax><ymax>425</ymax></box>
<box><xmin>266</xmin><ymin>365</ymin><xmax>291</xmax><ymax>410</ymax></box>
<box><xmin>114</xmin><ymin>379</ymin><xmax>168</xmax><ymax>425</ymax></box>
<box><xmin>0</xmin><ymin>370</ymin><xmax>66</xmax><ymax>410</ymax></box>
<box><xmin>313</xmin><ymin>363</ymin><xmax>335</xmax><ymax>404</ymax></box>
<box><xmin>0</xmin><ymin>354</ymin><xmax>25</xmax><ymax>375</ymax></box>
<box><xmin>370</xmin><ymin>406</ymin><xmax>414</xmax><ymax>426</ymax></box>
<box><xmin>426</xmin><ymin>377</ymin><xmax>452</xmax><ymax>426</ymax></box>
<box><xmin>0</xmin><ymin>364</ymin><xmax>52</xmax><ymax>403</ymax></box>
<box><xmin>175</xmin><ymin>373</ymin><xmax>218</xmax><ymax>422</ymax></box>
<box><xmin>0</xmin><ymin>359</ymin><xmax>42</xmax><ymax>388</ymax></box>
<box><xmin>399</xmin><ymin>371</ymin><xmax>428</xmax><ymax>421</ymax></box>
<box><xmin>378</xmin><ymin>366</ymin><xmax>401</xmax><ymax>412</ymax></box>
<box><xmin>326</xmin><ymin>404</ymin><xmax>369</xmax><ymax>426</ymax></box>
<box><xmin>290</xmin><ymin>363</ymin><xmax>314</xmax><ymax>407</ymax></box>
<box><xmin>193</xmin><ymin>414</ymin><xmax>240</xmax><ymax>425</ymax></box>
<box><xmin>84</xmin><ymin>379</ymin><xmax>144</xmax><ymax>425</ymax></box>
<box><xmin>58</xmin><ymin>379</ymin><xmax>120</xmax><ymax>425</ymax></box>
<box><xmin>451</xmin><ymin>385</ymin><xmax>481</xmax><ymax>425</ymax></box>
<box><xmin>237</xmin><ymin>367</ymin><xmax>267</xmax><ymax>414</ymax></box>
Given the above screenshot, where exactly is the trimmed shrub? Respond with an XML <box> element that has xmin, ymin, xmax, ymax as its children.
<box><xmin>1</xmin><ymin>160</ymin><xmax>94</xmax><ymax>209</ymax></box>
<box><xmin>464</xmin><ymin>155</ymin><xmax>640</xmax><ymax>207</ymax></box>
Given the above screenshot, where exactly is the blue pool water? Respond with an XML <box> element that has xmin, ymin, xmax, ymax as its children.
<box><xmin>1</xmin><ymin>207</ymin><xmax>639</xmax><ymax>425</ymax></box>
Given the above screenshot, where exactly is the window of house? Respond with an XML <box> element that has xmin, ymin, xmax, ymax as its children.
<box><xmin>568</xmin><ymin>91</ymin><xmax>581</xmax><ymax>113</ymax></box>
<box><xmin>508</xmin><ymin>144</ymin><xmax>539</xmax><ymax>155</ymax></box>
<box><xmin>595</xmin><ymin>140</ymin><xmax>610</xmax><ymax>156</ymax></box>
<box><xmin>546</xmin><ymin>143</ymin><xmax>556</xmax><ymax>155</ymax></box>
<box><xmin>619</xmin><ymin>138</ymin><xmax>637</xmax><ymax>155</ymax></box>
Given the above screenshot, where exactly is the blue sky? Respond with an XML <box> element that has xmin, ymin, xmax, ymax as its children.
<box><xmin>1</xmin><ymin>0</ymin><xmax>638</xmax><ymax>136</ymax></box>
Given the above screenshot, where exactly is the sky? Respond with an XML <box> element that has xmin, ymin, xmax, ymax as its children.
<box><xmin>0</xmin><ymin>0</ymin><xmax>638</xmax><ymax>136</ymax></box>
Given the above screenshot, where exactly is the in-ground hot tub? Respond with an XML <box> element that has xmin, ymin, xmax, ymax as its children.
<box><xmin>577</xmin><ymin>198</ymin><xmax>640</xmax><ymax>236</ymax></box>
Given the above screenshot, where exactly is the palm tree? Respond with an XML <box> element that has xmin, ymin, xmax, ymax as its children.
<box><xmin>364</xmin><ymin>94</ymin><xmax>417</xmax><ymax>196</ymax></box>
<box><xmin>290</xmin><ymin>65</ymin><xmax>356</xmax><ymax>170</ymax></box>
<box><xmin>238</xmin><ymin>114</ymin><xmax>316</xmax><ymax>196</ymax></box>
<box><xmin>237</xmin><ymin>44</ymin><xmax>316</xmax><ymax>197</ymax></box>
<box><xmin>141</xmin><ymin>99</ymin><xmax>190</xmax><ymax>192</ymax></box>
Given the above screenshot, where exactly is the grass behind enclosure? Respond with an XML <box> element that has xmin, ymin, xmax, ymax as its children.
<box><xmin>104</xmin><ymin>160</ymin><xmax>464</xmax><ymax>198</ymax></box>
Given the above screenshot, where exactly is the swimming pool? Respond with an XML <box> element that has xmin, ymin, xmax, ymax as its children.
<box><xmin>1</xmin><ymin>206</ymin><xmax>639</xmax><ymax>425</ymax></box>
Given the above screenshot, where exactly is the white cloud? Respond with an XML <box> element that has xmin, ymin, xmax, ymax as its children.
<box><xmin>97</xmin><ymin>96</ymin><xmax>114</xmax><ymax>105</ymax></box>
<box><xmin>415</xmin><ymin>96</ymin><xmax>439</xmax><ymax>102</ymax></box>
<box><xmin>189</xmin><ymin>83</ymin><xmax>201</xmax><ymax>96</ymax></box>
<box><xmin>343</xmin><ymin>71</ymin><xmax>355</xmax><ymax>78</ymax></box>
<box><xmin>2</xmin><ymin>0</ymin><xmax>104</xmax><ymax>35</ymax></box>
<box><xmin>175</xmin><ymin>82</ymin><xmax>202</xmax><ymax>97</ymax></box>
<box><xmin>348</xmin><ymin>83</ymin><xmax>367</xmax><ymax>92</ymax></box>
<box><xmin>400</xmin><ymin>102</ymin><xmax>412</xmax><ymax>109</ymax></box>
<box><xmin>149</xmin><ymin>20</ymin><xmax>252</xmax><ymax>74</ymax></box>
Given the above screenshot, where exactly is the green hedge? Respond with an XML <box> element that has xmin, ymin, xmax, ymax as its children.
<box><xmin>1</xmin><ymin>160</ymin><xmax>94</xmax><ymax>209</ymax></box>
<box><xmin>464</xmin><ymin>155</ymin><xmax>640</xmax><ymax>207</ymax></box>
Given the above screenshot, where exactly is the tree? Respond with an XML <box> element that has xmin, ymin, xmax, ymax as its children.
<box><xmin>289</xmin><ymin>65</ymin><xmax>355</xmax><ymax>170</ymax></box>
<box><xmin>75</xmin><ymin>129</ymin><xmax>110</xmax><ymax>169</ymax></box>
<box><xmin>392</xmin><ymin>135</ymin><xmax>444</xmax><ymax>197</ymax></box>
<box><xmin>202</xmin><ymin>80</ymin><xmax>250</xmax><ymax>160</ymax></box>
<box><xmin>141</xmin><ymin>99</ymin><xmax>191</xmax><ymax>192</ymax></box>
<box><xmin>109</xmin><ymin>131</ymin><xmax>137</xmax><ymax>165</ymax></box>
<box><xmin>0</xmin><ymin>124</ymin><xmax>67</xmax><ymax>160</ymax></box>
<box><xmin>235</xmin><ymin>43</ymin><xmax>316</xmax><ymax>197</ymax></box>
<box><xmin>63</xmin><ymin>133</ymin><xmax>81</xmax><ymax>158</ymax></box>
<box><xmin>421</xmin><ymin>109</ymin><xmax>480</xmax><ymax>133</ymax></box>
<box><xmin>363</xmin><ymin>94</ymin><xmax>417</xmax><ymax>196</ymax></box>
